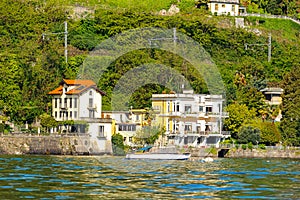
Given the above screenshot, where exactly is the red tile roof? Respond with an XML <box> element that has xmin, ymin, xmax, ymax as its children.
<box><xmin>48</xmin><ymin>79</ymin><xmax>105</xmax><ymax>95</ymax></box>
<box><xmin>48</xmin><ymin>85</ymin><xmax>63</xmax><ymax>95</ymax></box>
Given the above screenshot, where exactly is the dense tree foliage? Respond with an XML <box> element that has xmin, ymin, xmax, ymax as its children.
<box><xmin>134</xmin><ymin>126</ymin><xmax>165</xmax><ymax>145</ymax></box>
<box><xmin>237</xmin><ymin>126</ymin><xmax>260</xmax><ymax>144</ymax></box>
<box><xmin>240</xmin><ymin>0</ymin><xmax>300</xmax><ymax>17</ymax></box>
<box><xmin>112</xmin><ymin>133</ymin><xmax>125</xmax><ymax>155</ymax></box>
<box><xmin>280</xmin><ymin>65</ymin><xmax>300</xmax><ymax>146</ymax></box>
<box><xmin>224</xmin><ymin>103</ymin><xmax>257</xmax><ymax>138</ymax></box>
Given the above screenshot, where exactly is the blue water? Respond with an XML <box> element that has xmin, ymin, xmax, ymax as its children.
<box><xmin>0</xmin><ymin>155</ymin><xmax>299</xmax><ymax>199</ymax></box>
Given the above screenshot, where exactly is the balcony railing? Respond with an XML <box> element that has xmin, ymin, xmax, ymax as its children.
<box><xmin>87</xmin><ymin>104</ymin><xmax>97</xmax><ymax>110</ymax></box>
<box><xmin>159</xmin><ymin>112</ymin><xmax>181</xmax><ymax>117</ymax></box>
<box><xmin>97</xmin><ymin>133</ymin><xmax>106</xmax><ymax>139</ymax></box>
<box><xmin>169</xmin><ymin>131</ymin><xmax>231</xmax><ymax>136</ymax></box>
<box><xmin>159</xmin><ymin>111</ymin><xmax>229</xmax><ymax>118</ymax></box>
<box><xmin>59</xmin><ymin>104</ymin><xmax>68</xmax><ymax>109</ymax></box>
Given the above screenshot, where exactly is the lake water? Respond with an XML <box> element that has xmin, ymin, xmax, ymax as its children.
<box><xmin>0</xmin><ymin>155</ymin><xmax>299</xmax><ymax>199</ymax></box>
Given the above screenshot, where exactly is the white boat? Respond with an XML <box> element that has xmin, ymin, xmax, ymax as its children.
<box><xmin>125</xmin><ymin>152</ymin><xmax>191</xmax><ymax>160</ymax></box>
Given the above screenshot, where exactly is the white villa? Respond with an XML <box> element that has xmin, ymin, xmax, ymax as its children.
<box><xmin>152</xmin><ymin>90</ymin><xmax>230</xmax><ymax>148</ymax></box>
<box><xmin>48</xmin><ymin>79</ymin><xmax>105</xmax><ymax>121</ymax></box>
<box><xmin>208</xmin><ymin>0</ymin><xmax>240</xmax><ymax>16</ymax></box>
<box><xmin>48</xmin><ymin>79</ymin><xmax>113</xmax><ymax>154</ymax></box>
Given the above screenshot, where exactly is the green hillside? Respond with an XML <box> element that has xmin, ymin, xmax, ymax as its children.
<box><xmin>0</xmin><ymin>0</ymin><xmax>299</xmax><ymax>145</ymax></box>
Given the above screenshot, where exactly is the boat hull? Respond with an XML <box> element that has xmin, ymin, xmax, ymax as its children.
<box><xmin>125</xmin><ymin>153</ymin><xmax>191</xmax><ymax>160</ymax></box>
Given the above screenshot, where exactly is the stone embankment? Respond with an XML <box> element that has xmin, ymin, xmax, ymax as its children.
<box><xmin>225</xmin><ymin>148</ymin><xmax>300</xmax><ymax>158</ymax></box>
<box><xmin>0</xmin><ymin>135</ymin><xmax>111</xmax><ymax>155</ymax></box>
<box><xmin>186</xmin><ymin>146</ymin><xmax>300</xmax><ymax>159</ymax></box>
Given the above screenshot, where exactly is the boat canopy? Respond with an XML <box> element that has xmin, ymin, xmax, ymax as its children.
<box><xmin>137</xmin><ymin>146</ymin><xmax>152</xmax><ymax>151</ymax></box>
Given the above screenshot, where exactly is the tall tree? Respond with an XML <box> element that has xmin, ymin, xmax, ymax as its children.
<box><xmin>280</xmin><ymin>65</ymin><xmax>300</xmax><ymax>146</ymax></box>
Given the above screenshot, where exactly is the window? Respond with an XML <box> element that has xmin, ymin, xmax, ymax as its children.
<box><xmin>55</xmin><ymin>98</ymin><xmax>58</xmax><ymax>108</ymax></box>
<box><xmin>99</xmin><ymin>126</ymin><xmax>104</xmax><ymax>137</ymax></box>
<box><xmin>215</xmin><ymin>4</ymin><xmax>218</xmax><ymax>11</ymax></box>
<box><xmin>74</xmin><ymin>98</ymin><xmax>77</xmax><ymax>108</ymax></box>
<box><xmin>136</xmin><ymin>115</ymin><xmax>139</xmax><ymax>121</ymax></box>
<box><xmin>74</xmin><ymin>111</ymin><xmax>77</xmax><ymax>118</ymax></box>
<box><xmin>199</xmin><ymin>106</ymin><xmax>204</xmax><ymax>112</ymax></box>
<box><xmin>222</xmin><ymin>4</ymin><xmax>225</xmax><ymax>8</ymax></box>
<box><xmin>70</xmin><ymin>111</ymin><xmax>72</xmax><ymax>118</ymax></box>
<box><xmin>132</xmin><ymin>125</ymin><xmax>136</xmax><ymax>131</ymax></box>
<box><xmin>89</xmin><ymin>110</ymin><xmax>95</xmax><ymax>118</ymax></box>
<box><xmin>205</xmin><ymin>125</ymin><xmax>211</xmax><ymax>131</ymax></box>
<box><xmin>197</xmin><ymin>126</ymin><xmax>201</xmax><ymax>133</ymax></box>
<box><xmin>123</xmin><ymin>137</ymin><xmax>127</xmax><ymax>142</ymax></box>
<box><xmin>232</xmin><ymin>5</ymin><xmax>235</xmax><ymax>12</ymax></box>
<box><xmin>184</xmin><ymin>105</ymin><xmax>192</xmax><ymax>114</ymax></box>
<box><xmin>166</xmin><ymin>121</ymin><xmax>169</xmax><ymax>131</ymax></box>
<box><xmin>153</xmin><ymin>106</ymin><xmax>161</xmax><ymax>111</ymax></box>
<box><xmin>118</xmin><ymin>124</ymin><xmax>136</xmax><ymax>131</ymax></box>
<box><xmin>184</xmin><ymin>124</ymin><xmax>192</xmax><ymax>132</ymax></box>
<box><xmin>89</xmin><ymin>98</ymin><xmax>93</xmax><ymax>108</ymax></box>
<box><xmin>128</xmin><ymin>125</ymin><xmax>132</xmax><ymax>131</ymax></box>
<box><xmin>55</xmin><ymin>111</ymin><xmax>57</xmax><ymax>118</ymax></box>
<box><xmin>59</xmin><ymin>111</ymin><xmax>62</xmax><ymax>118</ymax></box>
<box><xmin>118</xmin><ymin>125</ymin><xmax>123</xmax><ymax>131</ymax></box>
<box><xmin>129</xmin><ymin>137</ymin><xmax>132</xmax><ymax>142</ymax></box>
<box><xmin>69</xmin><ymin>98</ymin><xmax>72</xmax><ymax>108</ymax></box>
<box><xmin>59</xmin><ymin>98</ymin><xmax>62</xmax><ymax>108</ymax></box>
<box><xmin>89</xmin><ymin>90</ymin><xmax>92</xmax><ymax>96</ymax></box>
<box><xmin>206</xmin><ymin>106</ymin><xmax>212</xmax><ymax>113</ymax></box>
<box><xmin>64</xmin><ymin>98</ymin><xmax>67</xmax><ymax>108</ymax></box>
<box><xmin>176</xmin><ymin>103</ymin><xmax>180</xmax><ymax>112</ymax></box>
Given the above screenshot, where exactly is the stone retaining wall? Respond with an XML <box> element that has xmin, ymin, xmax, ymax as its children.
<box><xmin>225</xmin><ymin>148</ymin><xmax>300</xmax><ymax>158</ymax></box>
<box><xmin>0</xmin><ymin>136</ymin><xmax>112</xmax><ymax>155</ymax></box>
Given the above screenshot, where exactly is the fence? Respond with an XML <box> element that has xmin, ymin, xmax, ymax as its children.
<box><xmin>240</xmin><ymin>13</ymin><xmax>300</xmax><ymax>25</ymax></box>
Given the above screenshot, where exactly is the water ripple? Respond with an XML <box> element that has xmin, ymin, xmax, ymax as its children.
<box><xmin>0</xmin><ymin>156</ymin><xmax>298</xmax><ymax>199</ymax></box>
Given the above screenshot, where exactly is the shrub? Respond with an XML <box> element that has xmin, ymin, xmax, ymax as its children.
<box><xmin>258</xmin><ymin>144</ymin><xmax>266</xmax><ymax>149</ymax></box>
<box><xmin>112</xmin><ymin>133</ymin><xmax>125</xmax><ymax>156</ymax></box>
<box><xmin>235</xmin><ymin>144</ymin><xmax>240</xmax><ymax>149</ymax></box>
<box><xmin>247</xmin><ymin>142</ymin><xmax>253</xmax><ymax>150</ymax></box>
<box><xmin>205</xmin><ymin>147</ymin><xmax>218</xmax><ymax>155</ymax></box>
<box><xmin>238</xmin><ymin>126</ymin><xmax>260</xmax><ymax>144</ymax></box>
<box><xmin>242</xmin><ymin>144</ymin><xmax>247</xmax><ymax>150</ymax></box>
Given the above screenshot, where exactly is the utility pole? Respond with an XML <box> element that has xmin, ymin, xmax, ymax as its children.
<box><xmin>267</xmin><ymin>33</ymin><xmax>271</xmax><ymax>63</ymax></box>
<box><xmin>42</xmin><ymin>21</ymin><xmax>68</xmax><ymax>64</ymax></box>
<box><xmin>64</xmin><ymin>21</ymin><xmax>68</xmax><ymax>64</ymax></box>
<box><xmin>148</xmin><ymin>28</ymin><xmax>182</xmax><ymax>90</ymax></box>
<box><xmin>173</xmin><ymin>27</ymin><xmax>177</xmax><ymax>47</ymax></box>
<box><xmin>245</xmin><ymin>33</ymin><xmax>271</xmax><ymax>62</ymax></box>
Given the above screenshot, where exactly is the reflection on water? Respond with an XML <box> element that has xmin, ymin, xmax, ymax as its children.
<box><xmin>0</xmin><ymin>155</ymin><xmax>299</xmax><ymax>199</ymax></box>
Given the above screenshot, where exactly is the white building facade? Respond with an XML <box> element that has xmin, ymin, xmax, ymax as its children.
<box><xmin>102</xmin><ymin>109</ymin><xmax>147</xmax><ymax>147</ymax></box>
<box><xmin>152</xmin><ymin>90</ymin><xmax>230</xmax><ymax>148</ymax></box>
<box><xmin>48</xmin><ymin>79</ymin><xmax>113</xmax><ymax>154</ymax></box>
<box><xmin>208</xmin><ymin>0</ymin><xmax>239</xmax><ymax>16</ymax></box>
<box><xmin>49</xmin><ymin>79</ymin><xmax>104</xmax><ymax>121</ymax></box>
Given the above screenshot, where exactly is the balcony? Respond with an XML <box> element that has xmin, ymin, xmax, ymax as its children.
<box><xmin>97</xmin><ymin>133</ymin><xmax>106</xmax><ymax>140</ymax></box>
<box><xmin>59</xmin><ymin>104</ymin><xmax>68</xmax><ymax>110</ymax></box>
<box><xmin>87</xmin><ymin>104</ymin><xmax>97</xmax><ymax>110</ymax></box>
<box><xmin>169</xmin><ymin>131</ymin><xmax>231</xmax><ymax>137</ymax></box>
<box><xmin>159</xmin><ymin>111</ymin><xmax>181</xmax><ymax>117</ymax></box>
<box><xmin>183</xmin><ymin>112</ymin><xmax>199</xmax><ymax>118</ymax></box>
<box><xmin>176</xmin><ymin>131</ymin><xmax>230</xmax><ymax>137</ymax></box>
<box><xmin>198</xmin><ymin>112</ymin><xmax>229</xmax><ymax>118</ymax></box>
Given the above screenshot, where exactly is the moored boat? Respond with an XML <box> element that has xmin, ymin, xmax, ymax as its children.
<box><xmin>125</xmin><ymin>146</ymin><xmax>191</xmax><ymax>160</ymax></box>
<box><xmin>125</xmin><ymin>152</ymin><xmax>191</xmax><ymax>160</ymax></box>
